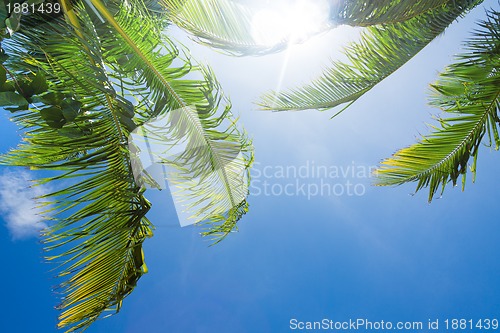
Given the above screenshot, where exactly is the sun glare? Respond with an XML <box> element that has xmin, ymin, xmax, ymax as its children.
<box><xmin>251</xmin><ymin>0</ymin><xmax>331</xmax><ymax>46</ymax></box>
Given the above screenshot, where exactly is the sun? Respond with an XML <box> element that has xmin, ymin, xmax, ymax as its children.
<box><xmin>251</xmin><ymin>0</ymin><xmax>331</xmax><ymax>46</ymax></box>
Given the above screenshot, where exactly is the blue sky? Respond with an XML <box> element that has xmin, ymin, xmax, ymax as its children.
<box><xmin>1</xmin><ymin>1</ymin><xmax>499</xmax><ymax>332</ymax></box>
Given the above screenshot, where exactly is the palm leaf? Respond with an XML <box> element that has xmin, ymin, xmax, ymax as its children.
<box><xmin>88</xmin><ymin>0</ymin><xmax>253</xmax><ymax>239</ymax></box>
<box><xmin>259</xmin><ymin>0</ymin><xmax>482</xmax><ymax>112</ymax></box>
<box><xmin>1</xmin><ymin>0</ymin><xmax>252</xmax><ymax>331</ymax></box>
<box><xmin>161</xmin><ymin>0</ymin><xmax>333</xmax><ymax>56</ymax></box>
<box><xmin>335</xmin><ymin>0</ymin><xmax>456</xmax><ymax>26</ymax></box>
<box><xmin>376</xmin><ymin>8</ymin><xmax>500</xmax><ymax>201</ymax></box>
<box><xmin>160</xmin><ymin>0</ymin><xmax>461</xmax><ymax>56</ymax></box>
<box><xmin>160</xmin><ymin>0</ymin><xmax>287</xmax><ymax>55</ymax></box>
<box><xmin>2</xmin><ymin>16</ymin><xmax>154</xmax><ymax>332</ymax></box>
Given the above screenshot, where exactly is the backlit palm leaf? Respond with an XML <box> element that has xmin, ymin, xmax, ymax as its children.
<box><xmin>0</xmin><ymin>0</ymin><xmax>252</xmax><ymax>331</ymax></box>
<box><xmin>2</xmin><ymin>15</ymin><xmax>154</xmax><ymax>331</ymax></box>
<box><xmin>259</xmin><ymin>0</ymin><xmax>481</xmax><ymax>112</ymax></box>
<box><xmin>162</xmin><ymin>0</ymin><xmax>459</xmax><ymax>56</ymax></box>
<box><xmin>335</xmin><ymin>0</ymin><xmax>454</xmax><ymax>26</ymax></box>
<box><xmin>161</xmin><ymin>0</ymin><xmax>294</xmax><ymax>55</ymax></box>
<box><xmin>376</xmin><ymin>8</ymin><xmax>500</xmax><ymax>201</ymax></box>
<box><xmin>90</xmin><ymin>0</ymin><xmax>253</xmax><ymax>238</ymax></box>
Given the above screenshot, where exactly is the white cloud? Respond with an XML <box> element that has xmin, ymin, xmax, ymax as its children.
<box><xmin>0</xmin><ymin>169</ymin><xmax>49</xmax><ymax>240</ymax></box>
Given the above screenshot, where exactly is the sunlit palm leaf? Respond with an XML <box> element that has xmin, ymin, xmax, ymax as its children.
<box><xmin>1</xmin><ymin>0</ymin><xmax>252</xmax><ymax>331</ymax></box>
<box><xmin>89</xmin><ymin>0</ymin><xmax>253</xmax><ymax>239</ymax></box>
<box><xmin>335</xmin><ymin>0</ymin><xmax>454</xmax><ymax>26</ymax></box>
<box><xmin>1</xmin><ymin>14</ymin><xmax>154</xmax><ymax>332</ymax></box>
<box><xmin>376</xmin><ymin>8</ymin><xmax>500</xmax><ymax>201</ymax></box>
<box><xmin>160</xmin><ymin>0</ymin><xmax>462</xmax><ymax>56</ymax></box>
<box><xmin>259</xmin><ymin>0</ymin><xmax>481</xmax><ymax>112</ymax></box>
<box><xmin>161</xmin><ymin>0</ymin><xmax>295</xmax><ymax>55</ymax></box>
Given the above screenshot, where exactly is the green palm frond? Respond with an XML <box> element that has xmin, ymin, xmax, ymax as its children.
<box><xmin>2</xmin><ymin>16</ymin><xmax>153</xmax><ymax>332</ymax></box>
<box><xmin>161</xmin><ymin>0</ymin><xmax>295</xmax><ymax>55</ymax></box>
<box><xmin>376</xmin><ymin>8</ymin><xmax>500</xmax><ymax>202</ymax></box>
<box><xmin>1</xmin><ymin>0</ymin><xmax>252</xmax><ymax>331</ymax></box>
<box><xmin>259</xmin><ymin>0</ymin><xmax>481</xmax><ymax>112</ymax></box>
<box><xmin>131</xmin><ymin>100</ymin><xmax>252</xmax><ymax>242</ymax></box>
<box><xmin>90</xmin><ymin>0</ymin><xmax>253</xmax><ymax>238</ymax></box>
<box><xmin>336</xmin><ymin>0</ymin><xmax>455</xmax><ymax>26</ymax></box>
<box><xmin>158</xmin><ymin>0</ymin><xmax>460</xmax><ymax>56</ymax></box>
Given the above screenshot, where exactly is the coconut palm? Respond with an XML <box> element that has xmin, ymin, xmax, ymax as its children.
<box><xmin>0</xmin><ymin>0</ymin><xmax>252</xmax><ymax>331</ymax></box>
<box><xmin>1</xmin><ymin>0</ymin><xmax>498</xmax><ymax>331</ymax></box>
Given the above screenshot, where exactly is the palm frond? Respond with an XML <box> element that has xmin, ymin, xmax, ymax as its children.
<box><xmin>376</xmin><ymin>8</ymin><xmax>500</xmax><ymax>202</ymax></box>
<box><xmin>259</xmin><ymin>0</ymin><xmax>481</xmax><ymax>112</ymax></box>
<box><xmin>336</xmin><ymin>0</ymin><xmax>459</xmax><ymax>26</ymax></box>
<box><xmin>161</xmin><ymin>0</ymin><xmax>331</xmax><ymax>56</ymax></box>
<box><xmin>1</xmin><ymin>0</ymin><xmax>253</xmax><ymax>331</ymax></box>
<box><xmin>157</xmin><ymin>0</ymin><xmax>464</xmax><ymax>56</ymax></box>
<box><xmin>2</xmin><ymin>14</ymin><xmax>154</xmax><ymax>332</ymax></box>
<box><xmin>89</xmin><ymin>0</ymin><xmax>253</xmax><ymax>239</ymax></box>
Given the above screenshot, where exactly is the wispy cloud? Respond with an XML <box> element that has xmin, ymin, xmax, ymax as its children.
<box><xmin>0</xmin><ymin>169</ymin><xmax>49</xmax><ymax>240</ymax></box>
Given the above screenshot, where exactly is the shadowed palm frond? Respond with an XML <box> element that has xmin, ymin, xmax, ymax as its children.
<box><xmin>259</xmin><ymin>0</ymin><xmax>481</xmax><ymax>112</ymax></box>
<box><xmin>376</xmin><ymin>8</ymin><xmax>500</xmax><ymax>201</ymax></box>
